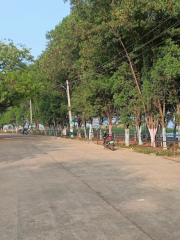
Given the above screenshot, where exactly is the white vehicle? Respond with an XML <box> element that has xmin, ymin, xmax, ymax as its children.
<box><xmin>3</xmin><ymin>125</ymin><xmax>14</xmax><ymax>132</ymax></box>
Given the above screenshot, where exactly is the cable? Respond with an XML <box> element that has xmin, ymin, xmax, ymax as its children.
<box><xmin>70</xmin><ymin>30</ymin><xmax>179</xmax><ymax>82</ymax></box>
<box><xmin>95</xmin><ymin>15</ymin><xmax>173</xmax><ymax>71</ymax></box>
<box><xmin>60</xmin><ymin>19</ymin><xmax>180</xmax><ymax>87</ymax></box>
<box><xmin>69</xmin><ymin>19</ymin><xmax>180</xmax><ymax>84</ymax></box>
<box><xmin>69</xmin><ymin>32</ymin><xmax>180</xmax><ymax>86</ymax></box>
<box><xmin>97</xmin><ymin>19</ymin><xmax>180</xmax><ymax>73</ymax></box>
<box><xmin>55</xmin><ymin>15</ymin><xmax>176</xmax><ymax>84</ymax></box>
<box><xmin>94</xmin><ymin>29</ymin><xmax>180</xmax><ymax>77</ymax></box>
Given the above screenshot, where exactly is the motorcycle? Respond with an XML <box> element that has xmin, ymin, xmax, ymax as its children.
<box><xmin>22</xmin><ymin>128</ymin><xmax>28</xmax><ymax>135</ymax></box>
<box><xmin>103</xmin><ymin>133</ymin><xmax>115</xmax><ymax>151</ymax></box>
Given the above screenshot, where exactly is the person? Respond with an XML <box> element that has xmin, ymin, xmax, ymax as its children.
<box><xmin>103</xmin><ymin>131</ymin><xmax>108</xmax><ymax>144</ymax></box>
<box><xmin>22</xmin><ymin>127</ymin><xmax>28</xmax><ymax>135</ymax></box>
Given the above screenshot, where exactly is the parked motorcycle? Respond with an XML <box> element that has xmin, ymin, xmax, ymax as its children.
<box><xmin>103</xmin><ymin>132</ymin><xmax>115</xmax><ymax>151</ymax></box>
<box><xmin>22</xmin><ymin>128</ymin><xmax>28</xmax><ymax>135</ymax></box>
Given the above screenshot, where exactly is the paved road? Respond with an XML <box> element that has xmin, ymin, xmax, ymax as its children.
<box><xmin>0</xmin><ymin>135</ymin><xmax>180</xmax><ymax>240</ymax></box>
<box><xmin>0</xmin><ymin>133</ymin><xmax>36</xmax><ymax>138</ymax></box>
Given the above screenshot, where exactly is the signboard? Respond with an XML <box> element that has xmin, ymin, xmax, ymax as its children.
<box><xmin>92</xmin><ymin>117</ymin><xmax>100</xmax><ymax>129</ymax></box>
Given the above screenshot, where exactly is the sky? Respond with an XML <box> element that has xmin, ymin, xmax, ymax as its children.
<box><xmin>0</xmin><ymin>0</ymin><xmax>70</xmax><ymax>59</ymax></box>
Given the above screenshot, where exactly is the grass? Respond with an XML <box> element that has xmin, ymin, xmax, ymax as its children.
<box><xmin>111</xmin><ymin>140</ymin><xmax>180</xmax><ymax>157</ymax></box>
<box><xmin>136</xmin><ymin>149</ymin><xmax>155</xmax><ymax>154</ymax></box>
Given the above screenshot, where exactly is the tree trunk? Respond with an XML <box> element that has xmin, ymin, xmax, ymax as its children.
<box><xmin>61</xmin><ymin>121</ymin><xmax>65</xmax><ymax>137</ymax></box>
<box><xmin>173</xmin><ymin>124</ymin><xmax>176</xmax><ymax>141</ymax></box>
<box><xmin>49</xmin><ymin>126</ymin><xmax>52</xmax><ymax>136</ymax></box>
<box><xmin>84</xmin><ymin>125</ymin><xmax>87</xmax><ymax>138</ymax></box>
<box><xmin>36</xmin><ymin>121</ymin><xmax>39</xmax><ymax>131</ymax></box>
<box><xmin>53</xmin><ymin>125</ymin><xmax>55</xmax><ymax>136</ymax></box>
<box><xmin>57</xmin><ymin>122</ymin><xmax>60</xmax><ymax>132</ymax></box>
<box><xmin>78</xmin><ymin>126</ymin><xmax>81</xmax><ymax>138</ymax></box>
<box><xmin>89</xmin><ymin>124</ymin><xmax>92</xmax><ymax>140</ymax></box>
<box><xmin>99</xmin><ymin>127</ymin><xmax>102</xmax><ymax>140</ymax></box>
<box><xmin>162</xmin><ymin>128</ymin><xmax>167</xmax><ymax>150</ymax></box>
<box><xmin>125</xmin><ymin>128</ymin><xmax>130</xmax><ymax>146</ymax></box>
<box><xmin>55</xmin><ymin>126</ymin><xmax>58</xmax><ymax>136</ymax></box>
<box><xmin>99</xmin><ymin>117</ymin><xmax>102</xmax><ymax>139</ymax></box>
<box><xmin>178</xmin><ymin>126</ymin><xmax>180</xmax><ymax>148</ymax></box>
<box><xmin>109</xmin><ymin>124</ymin><xmax>112</xmax><ymax>136</ymax></box>
<box><xmin>134</xmin><ymin>128</ymin><xmax>137</xmax><ymax>142</ymax></box>
<box><xmin>44</xmin><ymin>125</ymin><xmax>47</xmax><ymax>135</ymax></box>
<box><xmin>89</xmin><ymin>117</ymin><xmax>93</xmax><ymax>140</ymax></box>
<box><xmin>136</xmin><ymin>126</ymin><xmax>143</xmax><ymax>145</ymax></box>
<box><xmin>77</xmin><ymin>119</ymin><xmax>81</xmax><ymax>138</ymax></box>
<box><xmin>149</xmin><ymin>128</ymin><xmax>157</xmax><ymax>147</ymax></box>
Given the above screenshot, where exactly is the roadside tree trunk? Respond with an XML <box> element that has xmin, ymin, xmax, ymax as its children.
<box><xmin>149</xmin><ymin>128</ymin><xmax>157</xmax><ymax>147</ymax></box>
<box><xmin>146</xmin><ymin>115</ymin><xmax>158</xmax><ymax>148</ymax></box>
<box><xmin>53</xmin><ymin>125</ymin><xmax>56</xmax><ymax>136</ymax></box>
<box><xmin>135</xmin><ymin>112</ymin><xmax>143</xmax><ymax>145</ymax></box>
<box><xmin>84</xmin><ymin>125</ymin><xmax>87</xmax><ymax>138</ymax></box>
<box><xmin>134</xmin><ymin>128</ymin><xmax>137</xmax><ymax>142</ymax></box>
<box><xmin>178</xmin><ymin>126</ymin><xmax>180</xmax><ymax>148</ymax></box>
<box><xmin>176</xmin><ymin>104</ymin><xmax>180</xmax><ymax>148</ymax></box>
<box><xmin>156</xmin><ymin>98</ymin><xmax>167</xmax><ymax>150</ymax></box>
<box><xmin>99</xmin><ymin>127</ymin><xmax>102</xmax><ymax>140</ymax></box>
<box><xmin>36</xmin><ymin>121</ymin><xmax>39</xmax><ymax>131</ymax></box>
<box><xmin>162</xmin><ymin>127</ymin><xmax>167</xmax><ymax>150</ymax></box>
<box><xmin>60</xmin><ymin>120</ymin><xmax>65</xmax><ymax>137</ymax></box>
<box><xmin>136</xmin><ymin>125</ymin><xmax>143</xmax><ymax>145</ymax></box>
<box><xmin>107</xmin><ymin>109</ymin><xmax>119</xmax><ymax>137</ymax></box>
<box><xmin>109</xmin><ymin>124</ymin><xmax>112</xmax><ymax>136</ymax></box>
<box><xmin>89</xmin><ymin>117</ymin><xmax>94</xmax><ymax>140</ymax></box>
<box><xmin>44</xmin><ymin>124</ymin><xmax>47</xmax><ymax>135</ymax></box>
<box><xmin>125</xmin><ymin>128</ymin><xmax>130</xmax><ymax>146</ymax></box>
<box><xmin>77</xmin><ymin>118</ymin><xmax>81</xmax><ymax>138</ymax></box>
<box><xmin>82</xmin><ymin>118</ymin><xmax>87</xmax><ymax>138</ymax></box>
<box><xmin>57</xmin><ymin>122</ymin><xmax>60</xmax><ymax>133</ymax></box>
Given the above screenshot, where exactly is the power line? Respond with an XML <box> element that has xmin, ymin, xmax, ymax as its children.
<box><xmin>73</xmin><ymin>20</ymin><xmax>180</xmax><ymax>84</ymax></box>
<box><xmin>96</xmin><ymin>15</ymin><xmax>173</xmax><ymax>71</ymax></box>
<box><xmin>68</xmin><ymin>30</ymin><xmax>180</xmax><ymax>86</ymax></box>
<box><xmin>59</xmin><ymin>15</ymin><xmax>176</xmax><ymax>85</ymax></box>
<box><xmin>96</xmin><ymin>33</ymin><xmax>180</xmax><ymax>77</ymax></box>
<box><xmin>60</xmin><ymin>19</ymin><xmax>180</xmax><ymax>87</ymax></box>
<box><xmin>97</xmin><ymin>19</ymin><xmax>180</xmax><ymax>73</ymax></box>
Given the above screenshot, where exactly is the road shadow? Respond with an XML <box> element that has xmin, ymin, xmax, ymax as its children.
<box><xmin>0</xmin><ymin>136</ymin><xmax>180</xmax><ymax>240</ymax></box>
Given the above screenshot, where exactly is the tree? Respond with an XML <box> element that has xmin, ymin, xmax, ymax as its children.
<box><xmin>0</xmin><ymin>40</ymin><xmax>34</xmax><ymax>113</ymax></box>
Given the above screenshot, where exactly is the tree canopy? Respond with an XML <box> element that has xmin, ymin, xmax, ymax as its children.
<box><xmin>1</xmin><ymin>0</ymin><xmax>180</xmax><ymax>148</ymax></box>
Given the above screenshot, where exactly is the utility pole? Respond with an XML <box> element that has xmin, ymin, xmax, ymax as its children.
<box><xmin>30</xmin><ymin>99</ymin><xmax>32</xmax><ymax>125</ymax></box>
<box><xmin>66</xmin><ymin>80</ymin><xmax>73</xmax><ymax>138</ymax></box>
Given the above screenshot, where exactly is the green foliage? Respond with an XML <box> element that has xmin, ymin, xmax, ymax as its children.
<box><xmin>2</xmin><ymin>0</ymin><xmax>180</xmax><ymax>139</ymax></box>
<box><xmin>0</xmin><ymin>40</ymin><xmax>34</xmax><ymax>113</ymax></box>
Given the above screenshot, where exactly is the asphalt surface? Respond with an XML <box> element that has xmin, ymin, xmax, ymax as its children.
<box><xmin>0</xmin><ymin>133</ymin><xmax>35</xmax><ymax>138</ymax></box>
<box><xmin>0</xmin><ymin>134</ymin><xmax>180</xmax><ymax>240</ymax></box>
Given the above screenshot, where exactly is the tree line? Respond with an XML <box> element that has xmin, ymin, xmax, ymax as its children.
<box><xmin>0</xmin><ymin>0</ymin><xmax>180</xmax><ymax>149</ymax></box>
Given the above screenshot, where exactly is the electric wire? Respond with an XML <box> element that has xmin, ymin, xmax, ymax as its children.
<box><xmin>99</xmin><ymin>32</ymin><xmax>180</xmax><ymax>76</ymax></box>
<box><xmin>60</xmin><ymin>15</ymin><xmax>176</xmax><ymax>85</ymax></box>
<box><xmin>96</xmin><ymin>19</ymin><xmax>180</xmax><ymax>73</ymax></box>
<box><xmin>67</xmin><ymin>30</ymin><xmax>180</xmax><ymax>86</ymax></box>
<box><xmin>60</xmin><ymin>19</ymin><xmax>180</xmax><ymax>87</ymax></box>
<box><xmin>70</xmin><ymin>20</ymin><xmax>180</xmax><ymax>85</ymax></box>
<box><xmin>95</xmin><ymin>15</ymin><xmax>173</xmax><ymax>71</ymax></box>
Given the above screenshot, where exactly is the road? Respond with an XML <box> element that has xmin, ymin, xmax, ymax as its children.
<box><xmin>0</xmin><ymin>134</ymin><xmax>180</xmax><ymax>240</ymax></box>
